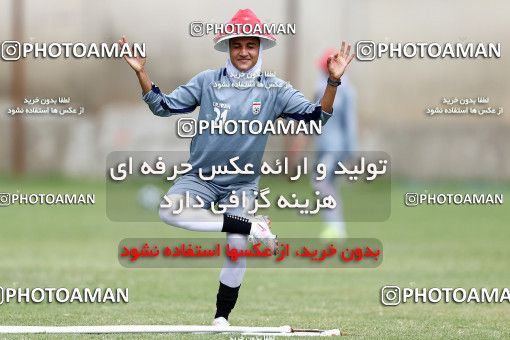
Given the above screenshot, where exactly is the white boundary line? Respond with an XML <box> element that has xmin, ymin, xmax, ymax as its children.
<box><xmin>0</xmin><ymin>325</ymin><xmax>341</xmax><ymax>336</ymax></box>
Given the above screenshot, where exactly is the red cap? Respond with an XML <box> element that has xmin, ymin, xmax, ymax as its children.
<box><xmin>318</xmin><ymin>48</ymin><xmax>338</xmax><ymax>73</ymax></box>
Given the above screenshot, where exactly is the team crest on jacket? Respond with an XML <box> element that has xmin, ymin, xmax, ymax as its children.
<box><xmin>252</xmin><ymin>100</ymin><xmax>261</xmax><ymax>115</ymax></box>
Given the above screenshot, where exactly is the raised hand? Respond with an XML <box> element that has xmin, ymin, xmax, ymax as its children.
<box><xmin>327</xmin><ymin>41</ymin><xmax>355</xmax><ymax>80</ymax></box>
<box><xmin>118</xmin><ymin>35</ymin><xmax>146</xmax><ymax>73</ymax></box>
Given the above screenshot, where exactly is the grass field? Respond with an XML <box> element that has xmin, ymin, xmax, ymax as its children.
<box><xmin>0</xmin><ymin>177</ymin><xmax>509</xmax><ymax>339</ymax></box>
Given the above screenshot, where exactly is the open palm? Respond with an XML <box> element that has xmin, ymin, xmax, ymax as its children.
<box><xmin>118</xmin><ymin>36</ymin><xmax>146</xmax><ymax>72</ymax></box>
<box><xmin>327</xmin><ymin>41</ymin><xmax>355</xmax><ymax>80</ymax></box>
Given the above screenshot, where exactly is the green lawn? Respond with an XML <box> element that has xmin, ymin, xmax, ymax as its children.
<box><xmin>0</xmin><ymin>177</ymin><xmax>509</xmax><ymax>339</ymax></box>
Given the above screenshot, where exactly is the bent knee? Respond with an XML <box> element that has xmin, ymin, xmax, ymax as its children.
<box><xmin>158</xmin><ymin>194</ymin><xmax>185</xmax><ymax>225</ymax></box>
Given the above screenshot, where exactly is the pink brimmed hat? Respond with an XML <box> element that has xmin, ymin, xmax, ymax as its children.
<box><xmin>214</xmin><ymin>9</ymin><xmax>277</xmax><ymax>52</ymax></box>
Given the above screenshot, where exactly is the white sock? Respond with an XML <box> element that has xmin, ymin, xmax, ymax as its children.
<box><xmin>219</xmin><ymin>233</ymin><xmax>248</xmax><ymax>287</ymax></box>
<box><xmin>158</xmin><ymin>194</ymin><xmax>224</xmax><ymax>232</ymax></box>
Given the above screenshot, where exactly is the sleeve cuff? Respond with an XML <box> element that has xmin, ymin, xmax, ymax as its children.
<box><xmin>320</xmin><ymin>108</ymin><xmax>333</xmax><ymax>124</ymax></box>
<box><xmin>142</xmin><ymin>83</ymin><xmax>160</xmax><ymax>102</ymax></box>
<box><xmin>322</xmin><ymin>109</ymin><xmax>333</xmax><ymax>117</ymax></box>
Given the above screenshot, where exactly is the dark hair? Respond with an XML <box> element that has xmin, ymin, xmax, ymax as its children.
<box><xmin>228</xmin><ymin>37</ymin><xmax>260</xmax><ymax>47</ymax></box>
